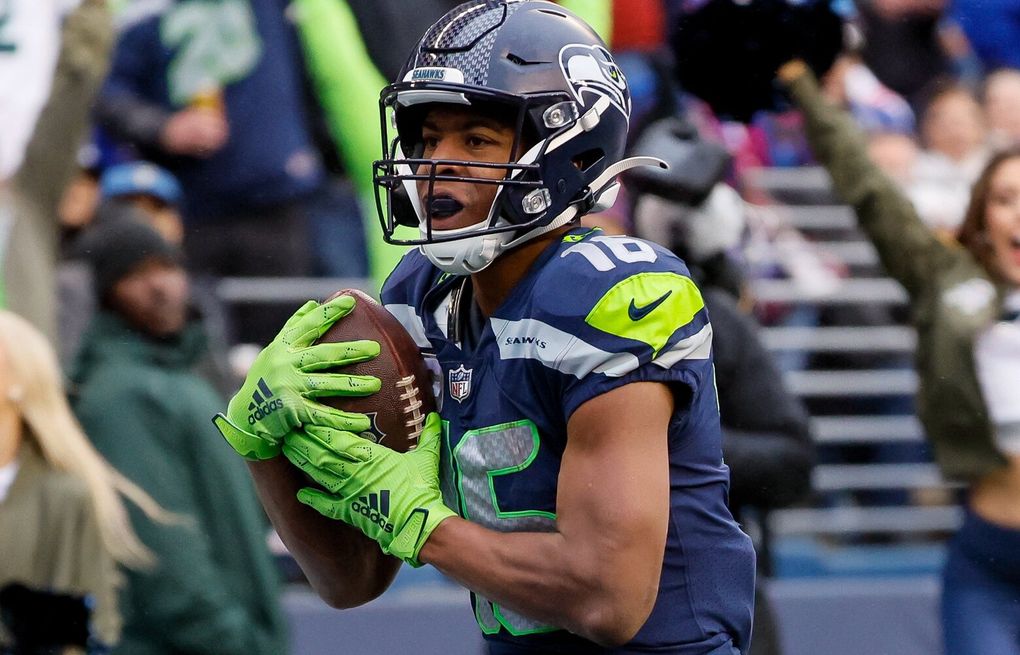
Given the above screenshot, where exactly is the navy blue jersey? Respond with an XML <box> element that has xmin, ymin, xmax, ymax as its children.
<box><xmin>381</xmin><ymin>228</ymin><xmax>755</xmax><ymax>654</ymax></box>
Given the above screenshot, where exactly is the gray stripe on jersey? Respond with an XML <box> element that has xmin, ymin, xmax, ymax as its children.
<box><xmin>652</xmin><ymin>323</ymin><xmax>713</xmax><ymax>368</ymax></box>
<box><xmin>490</xmin><ymin>317</ymin><xmax>640</xmax><ymax>378</ymax></box>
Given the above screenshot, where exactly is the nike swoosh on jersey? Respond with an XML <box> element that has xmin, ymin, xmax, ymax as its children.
<box><xmin>628</xmin><ymin>290</ymin><xmax>673</xmax><ymax>321</ymax></box>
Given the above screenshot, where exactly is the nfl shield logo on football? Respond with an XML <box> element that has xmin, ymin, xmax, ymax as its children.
<box><xmin>449</xmin><ymin>365</ymin><xmax>473</xmax><ymax>403</ymax></box>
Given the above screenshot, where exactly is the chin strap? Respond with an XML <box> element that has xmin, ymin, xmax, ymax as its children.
<box><xmin>587</xmin><ymin>156</ymin><xmax>668</xmax><ymax>210</ymax></box>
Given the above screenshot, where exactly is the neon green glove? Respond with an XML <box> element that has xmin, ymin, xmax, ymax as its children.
<box><xmin>282</xmin><ymin>412</ymin><xmax>456</xmax><ymax>566</ymax></box>
<box><xmin>213</xmin><ymin>295</ymin><xmax>381</xmax><ymax>460</ymax></box>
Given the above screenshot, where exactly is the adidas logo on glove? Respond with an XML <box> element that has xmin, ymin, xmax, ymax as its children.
<box><xmin>247</xmin><ymin>378</ymin><xmax>284</xmax><ymax>424</ymax></box>
<box><xmin>352</xmin><ymin>490</ymin><xmax>394</xmax><ymax>534</ymax></box>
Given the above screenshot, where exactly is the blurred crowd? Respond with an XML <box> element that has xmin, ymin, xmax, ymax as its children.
<box><xmin>1</xmin><ymin>0</ymin><xmax>1019</xmax><ymax>653</ymax></box>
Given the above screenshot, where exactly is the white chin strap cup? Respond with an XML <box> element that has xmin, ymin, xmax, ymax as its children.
<box><xmin>421</xmin><ymin>231</ymin><xmax>508</xmax><ymax>275</ymax></box>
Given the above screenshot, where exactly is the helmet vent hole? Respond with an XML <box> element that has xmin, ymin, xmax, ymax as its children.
<box><xmin>537</xmin><ymin>8</ymin><xmax>568</xmax><ymax>18</ymax></box>
<box><xmin>506</xmin><ymin>52</ymin><xmax>550</xmax><ymax>66</ymax></box>
<box><xmin>573</xmin><ymin>148</ymin><xmax>605</xmax><ymax>172</ymax></box>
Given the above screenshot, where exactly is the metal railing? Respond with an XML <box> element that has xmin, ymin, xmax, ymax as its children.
<box><xmin>761</xmin><ymin>326</ymin><xmax>916</xmax><ymax>353</ymax></box>
<box><xmin>770</xmin><ymin>505</ymin><xmax>963</xmax><ymax>536</ymax></box>
<box><xmin>810</xmin><ymin>416</ymin><xmax>924</xmax><ymax>444</ymax></box>
<box><xmin>744</xmin><ymin>166</ymin><xmax>835</xmax><ymax>195</ymax></box>
<box><xmin>751</xmin><ymin>277</ymin><xmax>909</xmax><ymax>305</ymax></box>
<box><xmin>812</xmin><ymin>464</ymin><xmax>954</xmax><ymax>492</ymax></box>
<box><xmin>784</xmin><ymin>369</ymin><xmax>918</xmax><ymax>397</ymax></box>
<box><xmin>215</xmin><ymin>277</ymin><xmax>375</xmax><ymax>304</ymax></box>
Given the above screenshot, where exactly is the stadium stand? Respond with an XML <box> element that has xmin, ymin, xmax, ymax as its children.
<box><xmin>745</xmin><ymin>165</ymin><xmax>960</xmax><ymax>544</ymax></box>
<box><xmin>748</xmin><ymin>165</ymin><xmax>951</xmax><ymax>655</ymax></box>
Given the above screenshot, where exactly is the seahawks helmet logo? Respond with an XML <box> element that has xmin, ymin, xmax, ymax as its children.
<box><xmin>559</xmin><ymin>43</ymin><xmax>630</xmax><ymax>119</ymax></box>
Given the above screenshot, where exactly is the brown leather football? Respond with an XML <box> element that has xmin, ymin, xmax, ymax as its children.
<box><xmin>314</xmin><ymin>289</ymin><xmax>435</xmax><ymax>453</ymax></box>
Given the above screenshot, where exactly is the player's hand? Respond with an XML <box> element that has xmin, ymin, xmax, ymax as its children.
<box><xmin>282</xmin><ymin>412</ymin><xmax>456</xmax><ymax>567</ymax></box>
<box><xmin>213</xmin><ymin>295</ymin><xmax>382</xmax><ymax>460</ymax></box>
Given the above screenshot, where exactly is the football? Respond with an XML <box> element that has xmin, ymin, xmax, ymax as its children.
<box><xmin>314</xmin><ymin>289</ymin><xmax>435</xmax><ymax>453</ymax></box>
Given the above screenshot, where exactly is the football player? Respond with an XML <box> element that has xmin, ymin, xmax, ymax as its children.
<box><xmin>214</xmin><ymin>2</ymin><xmax>756</xmax><ymax>652</ymax></box>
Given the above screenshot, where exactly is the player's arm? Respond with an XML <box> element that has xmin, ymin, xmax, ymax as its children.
<box><xmin>287</xmin><ymin>381</ymin><xmax>672</xmax><ymax>646</ymax></box>
<box><xmin>246</xmin><ymin>457</ymin><xmax>401</xmax><ymax>607</ymax></box>
<box><xmin>421</xmin><ymin>381</ymin><xmax>671</xmax><ymax>646</ymax></box>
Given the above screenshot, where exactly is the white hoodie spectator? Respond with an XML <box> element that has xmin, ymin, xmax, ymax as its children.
<box><xmin>0</xmin><ymin>0</ymin><xmax>81</xmax><ymax>181</ymax></box>
<box><xmin>909</xmin><ymin>84</ymin><xmax>990</xmax><ymax>235</ymax></box>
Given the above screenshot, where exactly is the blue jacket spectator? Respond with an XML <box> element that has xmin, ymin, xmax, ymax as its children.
<box><xmin>96</xmin><ymin>0</ymin><xmax>330</xmax><ymax>344</ymax></box>
<box><xmin>96</xmin><ymin>0</ymin><xmax>323</xmax><ymax>222</ymax></box>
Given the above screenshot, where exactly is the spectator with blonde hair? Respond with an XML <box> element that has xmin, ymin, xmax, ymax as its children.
<box><xmin>0</xmin><ymin>310</ymin><xmax>165</xmax><ymax>651</ymax></box>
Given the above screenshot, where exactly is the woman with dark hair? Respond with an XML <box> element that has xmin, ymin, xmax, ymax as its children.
<box><xmin>958</xmin><ymin>148</ymin><xmax>1020</xmax><ymax>277</ymax></box>
<box><xmin>778</xmin><ymin>60</ymin><xmax>1020</xmax><ymax>655</ymax></box>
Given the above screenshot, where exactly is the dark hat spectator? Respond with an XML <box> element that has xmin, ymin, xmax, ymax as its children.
<box><xmin>76</xmin><ymin>218</ymin><xmax>183</xmax><ymax>315</ymax></box>
<box><xmin>71</xmin><ymin>221</ymin><xmax>286</xmax><ymax>655</ymax></box>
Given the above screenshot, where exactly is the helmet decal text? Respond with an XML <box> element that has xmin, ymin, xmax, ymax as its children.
<box><xmin>405</xmin><ymin>67</ymin><xmax>466</xmax><ymax>84</ymax></box>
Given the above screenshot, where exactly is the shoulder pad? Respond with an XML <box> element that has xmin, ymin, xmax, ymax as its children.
<box><xmin>525</xmin><ymin>232</ymin><xmax>709</xmax><ymax>361</ymax></box>
<box><xmin>584</xmin><ymin>270</ymin><xmax>705</xmax><ymax>354</ymax></box>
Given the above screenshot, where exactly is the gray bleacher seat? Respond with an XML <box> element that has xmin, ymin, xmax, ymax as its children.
<box><xmin>744</xmin><ymin>166</ymin><xmax>951</xmax><ymax>654</ymax></box>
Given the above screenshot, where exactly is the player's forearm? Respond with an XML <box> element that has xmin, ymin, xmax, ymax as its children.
<box><xmin>419</xmin><ymin>517</ymin><xmax>656</xmax><ymax>646</ymax></box>
<box><xmin>246</xmin><ymin>458</ymin><xmax>399</xmax><ymax>607</ymax></box>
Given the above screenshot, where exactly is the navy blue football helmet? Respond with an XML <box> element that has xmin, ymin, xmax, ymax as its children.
<box><xmin>372</xmin><ymin>0</ymin><xmax>663</xmax><ymax>274</ymax></box>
